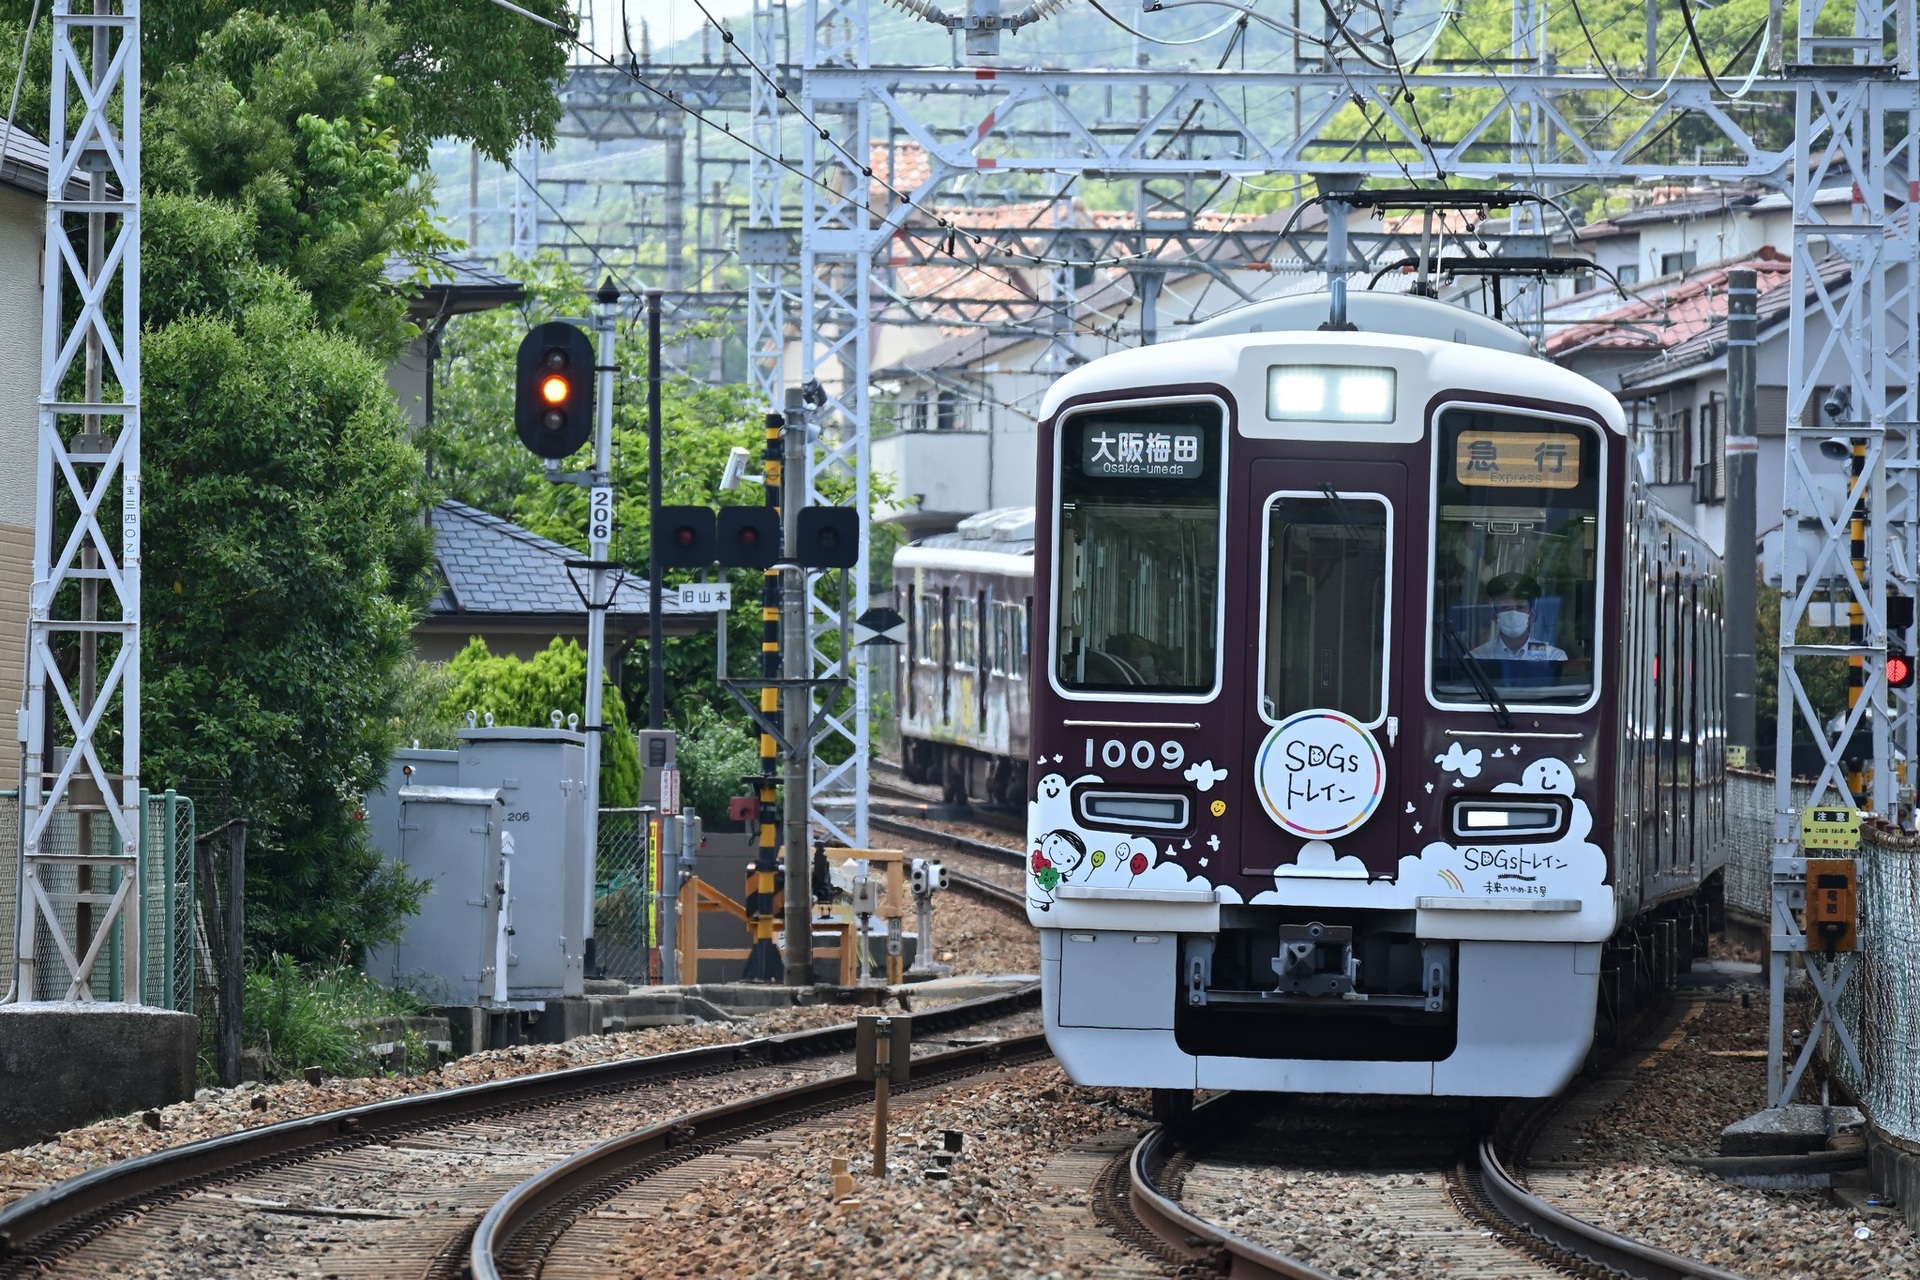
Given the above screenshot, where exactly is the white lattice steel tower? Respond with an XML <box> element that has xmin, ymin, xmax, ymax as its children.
<box><xmin>15</xmin><ymin>0</ymin><xmax>143</xmax><ymax>1003</ymax></box>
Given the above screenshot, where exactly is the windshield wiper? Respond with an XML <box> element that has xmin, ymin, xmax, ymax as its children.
<box><xmin>1442</xmin><ymin>615</ymin><xmax>1515</xmax><ymax>732</ymax></box>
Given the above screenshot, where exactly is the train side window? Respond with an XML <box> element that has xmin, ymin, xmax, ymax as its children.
<box><xmin>955</xmin><ymin>596</ymin><xmax>978</xmax><ymax>671</ymax></box>
<box><xmin>1054</xmin><ymin>401</ymin><xmax>1224</xmax><ymax>696</ymax></box>
<box><xmin>1430</xmin><ymin>407</ymin><xmax>1603</xmax><ymax>710</ymax></box>
<box><xmin>916</xmin><ymin>591</ymin><xmax>942</xmax><ymax>666</ymax></box>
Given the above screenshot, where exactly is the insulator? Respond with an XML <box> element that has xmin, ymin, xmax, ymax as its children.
<box><xmin>881</xmin><ymin>0</ymin><xmax>960</xmax><ymax>27</ymax></box>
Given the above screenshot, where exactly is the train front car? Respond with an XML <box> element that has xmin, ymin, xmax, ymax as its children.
<box><xmin>1030</xmin><ymin>294</ymin><xmax>1632</xmax><ymax>1100</ymax></box>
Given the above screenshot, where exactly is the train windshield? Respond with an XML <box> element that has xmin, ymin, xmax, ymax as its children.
<box><xmin>1430</xmin><ymin>407</ymin><xmax>1602</xmax><ymax>708</ymax></box>
<box><xmin>1054</xmin><ymin>401</ymin><xmax>1223</xmax><ymax>695</ymax></box>
<box><xmin>1262</xmin><ymin>492</ymin><xmax>1390</xmax><ymax>725</ymax></box>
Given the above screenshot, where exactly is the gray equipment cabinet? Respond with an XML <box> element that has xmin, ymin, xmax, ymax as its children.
<box><xmin>366</xmin><ymin>786</ymin><xmax>510</xmax><ymax>1006</ymax></box>
<box><xmin>458</xmin><ymin>726</ymin><xmax>590</xmax><ymax>1000</ymax></box>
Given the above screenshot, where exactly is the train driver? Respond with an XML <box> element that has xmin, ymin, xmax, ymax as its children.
<box><xmin>1468</xmin><ymin>573</ymin><xmax>1567</xmax><ymax>661</ymax></box>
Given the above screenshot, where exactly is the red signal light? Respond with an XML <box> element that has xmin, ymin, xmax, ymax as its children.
<box><xmin>1888</xmin><ymin>653</ymin><xmax>1915</xmax><ymax>689</ymax></box>
<box><xmin>675</xmin><ymin>526</ymin><xmax>697</xmax><ymax>547</ymax></box>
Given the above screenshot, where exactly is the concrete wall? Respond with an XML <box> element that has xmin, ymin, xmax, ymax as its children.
<box><xmin>0</xmin><ymin>184</ymin><xmax>45</xmax><ymax>788</ymax></box>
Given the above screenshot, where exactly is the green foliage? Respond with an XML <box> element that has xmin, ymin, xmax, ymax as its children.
<box><xmin>142</xmin><ymin>0</ymin><xmax>570</xmax><ymax>164</ymax></box>
<box><xmin>674</xmin><ymin>699</ymin><xmax>763</xmax><ymax>824</ymax></box>
<box><xmin>437</xmin><ymin>637</ymin><xmax>642</xmax><ymax>804</ymax></box>
<box><xmin>144</xmin><ymin>7</ymin><xmax>455</xmax><ymax>354</ymax></box>
<box><xmin>240</xmin><ymin>953</ymin><xmax>427</xmax><ymax>1081</ymax></box>
<box><xmin>141</xmin><ymin>222</ymin><xmax>433</xmax><ymax>957</ymax></box>
<box><xmin>386</xmin><ymin>658</ymin><xmax>462</xmax><ymax>750</ymax></box>
<box><xmin>1756</xmin><ymin>582</ymin><xmax>1852</xmax><ymax>755</ymax></box>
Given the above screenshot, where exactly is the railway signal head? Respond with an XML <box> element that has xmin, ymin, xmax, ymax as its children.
<box><xmin>655</xmin><ymin>506</ymin><xmax>718</xmax><ymax>568</ymax></box>
<box><xmin>910</xmin><ymin>858</ymin><xmax>947</xmax><ymax>898</ymax></box>
<box><xmin>794</xmin><ymin>505</ymin><xmax>861</xmax><ymax>569</ymax></box>
<box><xmin>515</xmin><ymin>322</ymin><xmax>595</xmax><ymax>459</ymax></box>
<box><xmin>1888</xmin><ymin>651</ymin><xmax>1915</xmax><ymax>690</ymax></box>
<box><xmin>717</xmin><ymin>506</ymin><xmax>781</xmax><ymax>569</ymax></box>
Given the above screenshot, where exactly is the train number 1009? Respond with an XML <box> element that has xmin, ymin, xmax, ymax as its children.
<box><xmin>1084</xmin><ymin>738</ymin><xmax>1186</xmax><ymax>771</ymax></box>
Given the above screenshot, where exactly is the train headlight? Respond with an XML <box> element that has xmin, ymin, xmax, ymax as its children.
<box><xmin>1075</xmin><ymin>789</ymin><xmax>1191</xmax><ymax>831</ymax></box>
<box><xmin>1450</xmin><ymin>799</ymin><xmax>1566</xmax><ymax>840</ymax></box>
<box><xmin>1267</xmin><ymin>364</ymin><xmax>1397</xmax><ymax>424</ymax></box>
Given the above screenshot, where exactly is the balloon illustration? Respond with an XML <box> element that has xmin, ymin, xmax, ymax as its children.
<box><xmin>1129</xmin><ymin>851</ymin><xmax>1148</xmax><ymax>876</ymax></box>
<box><xmin>1092</xmin><ymin>850</ymin><xmax>1106</xmax><ymax>869</ymax></box>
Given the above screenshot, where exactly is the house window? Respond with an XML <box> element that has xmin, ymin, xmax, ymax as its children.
<box><xmin>1649</xmin><ymin>406</ymin><xmax>1691</xmax><ymax>485</ymax></box>
<box><xmin>1659</xmin><ymin>250</ymin><xmax>1697</xmax><ymax>277</ymax></box>
<box><xmin>1616</xmin><ymin>264</ymin><xmax>1640</xmax><ymax>286</ymax></box>
<box><xmin>1695</xmin><ymin>394</ymin><xmax>1726</xmax><ymax>505</ymax></box>
<box><xmin>936</xmin><ymin>389</ymin><xmax>959</xmax><ymax>431</ymax></box>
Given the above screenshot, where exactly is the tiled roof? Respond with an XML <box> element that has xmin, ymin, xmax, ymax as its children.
<box><xmin>1617</xmin><ymin>253</ymin><xmax>1853</xmax><ymax>389</ymax></box>
<box><xmin>0</xmin><ymin>117</ymin><xmax>98</xmax><ymax>199</ymax></box>
<box><xmin>384</xmin><ymin>255</ymin><xmax>526</xmax><ymax>323</ymax></box>
<box><xmin>1544</xmin><ymin>246</ymin><xmax>1793</xmax><ymax>359</ymax></box>
<box><xmin>428</xmin><ymin>500</ymin><xmax>691</xmax><ymax>619</ymax></box>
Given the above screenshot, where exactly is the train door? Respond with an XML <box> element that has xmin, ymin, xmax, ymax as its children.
<box><xmin>1241</xmin><ymin>460</ymin><xmax>1409</xmax><ymax>878</ymax></box>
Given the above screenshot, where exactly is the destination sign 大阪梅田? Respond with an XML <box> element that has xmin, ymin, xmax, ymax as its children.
<box><xmin>1082</xmin><ymin>425</ymin><xmax>1205</xmax><ymax>479</ymax></box>
<box><xmin>1455</xmin><ymin>430</ymin><xmax>1582</xmax><ymax>489</ymax></box>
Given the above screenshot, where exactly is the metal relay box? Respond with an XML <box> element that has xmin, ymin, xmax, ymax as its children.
<box><xmin>365</xmin><ymin>786</ymin><xmax>509</xmax><ymax>1006</ymax></box>
<box><xmin>458</xmin><ymin>726</ymin><xmax>591</xmax><ymax>999</ymax></box>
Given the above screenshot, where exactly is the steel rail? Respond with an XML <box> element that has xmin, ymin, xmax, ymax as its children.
<box><xmin>472</xmin><ymin>1032</ymin><xmax>1050</xmax><ymax>1280</ymax></box>
<box><xmin>1127</xmin><ymin>1107</ymin><xmax>1338</xmax><ymax>1280</ymax></box>
<box><xmin>1473</xmin><ymin>1138</ymin><xmax>1751</xmax><ymax>1280</ymax></box>
<box><xmin>0</xmin><ymin>985</ymin><xmax>1038</xmax><ymax>1263</ymax></box>
<box><xmin>869</xmin><ymin>813</ymin><xmax>1026</xmax><ymax>866</ymax></box>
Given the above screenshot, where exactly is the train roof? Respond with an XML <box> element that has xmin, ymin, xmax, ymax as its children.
<box><xmin>893</xmin><ymin>506</ymin><xmax>1036</xmax><ymax>577</ymax></box>
<box><xmin>1039</xmin><ymin>292</ymin><xmax>1626</xmax><ymax>436</ymax></box>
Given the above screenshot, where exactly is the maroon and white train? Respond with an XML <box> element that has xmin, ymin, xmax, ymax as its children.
<box><xmin>1010</xmin><ymin>292</ymin><xmax>1726</xmax><ymax>1103</ymax></box>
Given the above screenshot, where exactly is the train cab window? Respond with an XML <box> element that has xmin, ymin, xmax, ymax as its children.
<box><xmin>1055</xmin><ymin>400</ymin><xmax>1224</xmax><ymax>696</ymax></box>
<box><xmin>1430</xmin><ymin>408</ymin><xmax>1603</xmax><ymax>709</ymax></box>
<box><xmin>1262</xmin><ymin>492</ymin><xmax>1390</xmax><ymax>725</ymax></box>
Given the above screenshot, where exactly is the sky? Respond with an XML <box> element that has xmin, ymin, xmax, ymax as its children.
<box><xmin>583</xmin><ymin>0</ymin><xmax>757</xmax><ymax>60</ymax></box>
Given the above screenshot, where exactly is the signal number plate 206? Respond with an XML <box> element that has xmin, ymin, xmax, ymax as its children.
<box><xmin>1084</xmin><ymin>738</ymin><xmax>1186</xmax><ymax>771</ymax></box>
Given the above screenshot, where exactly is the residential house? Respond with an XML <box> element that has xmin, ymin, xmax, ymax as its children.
<box><xmin>385</xmin><ymin>255</ymin><xmax>526</xmax><ymax>430</ymax></box>
<box><xmin>1</xmin><ymin>122</ymin><xmax>90</xmax><ymax>787</ymax></box>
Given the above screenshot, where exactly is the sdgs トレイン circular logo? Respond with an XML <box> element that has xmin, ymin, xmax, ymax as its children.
<box><xmin>1255</xmin><ymin>709</ymin><xmax>1386</xmax><ymax>839</ymax></box>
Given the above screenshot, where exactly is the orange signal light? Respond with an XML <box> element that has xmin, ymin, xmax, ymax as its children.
<box><xmin>540</xmin><ymin>374</ymin><xmax>570</xmax><ymax>405</ymax></box>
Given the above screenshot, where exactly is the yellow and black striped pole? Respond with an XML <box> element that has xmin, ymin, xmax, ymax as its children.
<box><xmin>743</xmin><ymin>412</ymin><xmax>786</xmax><ymax>981</ymax></box>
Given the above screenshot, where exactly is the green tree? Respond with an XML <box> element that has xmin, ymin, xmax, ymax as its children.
<box><xmin>0</xmin><ymin>0</ymin><xmax>572</xmax><ymax>958</ymax></box>
<box><xmin>436</xmin><ymin>637</ymin><xmax>641</xmax><ymax>804</ymax></box>
<box><xmin>141</xmin><ymin>195</ymin><xmax>435</xmax><ymax>957</ymax></box>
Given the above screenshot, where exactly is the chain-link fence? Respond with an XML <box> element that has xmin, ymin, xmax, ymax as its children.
<box><xmin>1726</xmin><ymin>771</ymin><xmax>1920</xmax><ymax>1142</ymax></box>
<box><xmin>595</xmin><ymin>807</ymin><xmax>658</xmax><ymax>982</ymax></box>
<box><xmin>1</xmin><ymin>788</ymin><xmax>195</xmax><ymax>1009</ymax></box>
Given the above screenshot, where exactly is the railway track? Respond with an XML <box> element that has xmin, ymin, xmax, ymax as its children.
<box><xmin>1104</xmin><ymin>999</ymin><xmax>1749</xmax><ymax>1280</ymax></box>
<box><xmin>0</xmin><ymin>987</ymin><xmax>1041</xmax><ymax>1278</ymax></box>
<box><xmin>866</xmin><ymin>812</ymin><xmax>1028</xmax><ymax>915</ymax></box>
<box><xmin>470</xmin><ymin>1032</ymin><xmax>1051</xmax><ymax>1280</ymax></box>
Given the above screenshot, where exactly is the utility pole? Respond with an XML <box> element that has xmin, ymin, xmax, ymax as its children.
<box><xmin>581</xmin><ymin>279</ymin><xmax>620</xmax><ymax>978</ymax></box>
<box><xmin>647</xmin><ymin>288</ymin><xmax>665</xmax><ymax>730</ymax></box>
<box><xmin>782</xmin><ymin>411</ymin><xmax>813</xmax><ymax>986</ymax></box>
<box><xmin>1725</xmin><ymin>267</ymin><xmax>1758</xmax><ymax>757</ymax></box>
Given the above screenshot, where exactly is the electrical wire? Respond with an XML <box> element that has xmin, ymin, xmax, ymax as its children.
<box><xmin>1083</xmin><ymin>0</ymin><xmax>1244</xmax><ymax>47</ymax></box>
<box><xmin>1</xmin><ymin>0</ymin><xmax>43</xmax><ymax>175</ymax></box>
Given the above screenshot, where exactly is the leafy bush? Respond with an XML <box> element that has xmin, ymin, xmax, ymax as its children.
<box><xmin>437</xmin><ymin>636</ymin><xmax>641</xmax><ymax>803</ymax></box>
<box><xmin>675</xmin><ymin>699</ymin><xmax>763</xmax><ymax>825</ymax></box>
<box><xmin>240</xmin><ymin>954</ymin><xmax>427</xmax><ymax>1081</ymax></box>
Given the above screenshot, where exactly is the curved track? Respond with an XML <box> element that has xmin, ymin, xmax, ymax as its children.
<box><xmin>1105</xmin><ymin>1016</ymin><xmax>1751</xmax><ymax>1280</ymax></box>
<box><xmin>470</xmin><ymin>1032</ymin><xmax>1050</xmax><ymax>1280</ymax></box>
<box><xmin>0</xmin><ymin>987</ymin><xmax>1039</xmax><ymax>1277</ymax></box>
<box><xmin>866</xmin><ymin>812</ymin><xmax>1029</xmax><ymax>916</ymax></box>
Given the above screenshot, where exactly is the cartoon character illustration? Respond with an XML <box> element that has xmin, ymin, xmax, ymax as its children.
<box><xmin>1028</xmin><ymin>828</ymin><xmax>1087</xmax><ymax>909</ymax></box>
